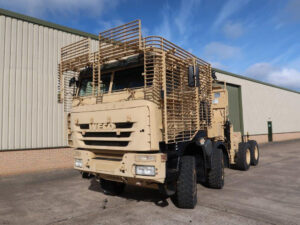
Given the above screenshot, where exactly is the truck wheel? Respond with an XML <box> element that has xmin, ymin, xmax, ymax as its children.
<box><xmin>172</xmin><ymin>156</ymin><xmax>197</xmax><ymax>209</ymax></box>
<box><xmin>100</xmin><ymin>178</ymin><xmax>125</xmax><ymax>195</ymax></box>
<box><xmin>236</xmin><ymin>143</ymin><xmax>251</xmax><ymax>171</ymax></box>
<box><xmin>207</xmin><ymin>148</ymin><xmax>224</xmax><ymax>189</ymax></box>
<box><xmin>249</xmin><ymin>140</ymin><xmax>259</xmax><ymax>166</ymax></box>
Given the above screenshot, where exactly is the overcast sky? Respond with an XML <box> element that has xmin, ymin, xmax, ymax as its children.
<box><xmin>1</xmin><ymin>0</ymin><xmax>300</xmax><ymax>91</ymax></box>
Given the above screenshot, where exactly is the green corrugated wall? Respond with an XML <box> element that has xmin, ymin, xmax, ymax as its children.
<box><xmin>217</xmin><ymin>83</ymin><xmax>244</xmax><ymax>134</ymax></box>
<box><xmin>226</xmin><ymin>84</ymin><xmax>243</xmax><ymax>133</ymax></box>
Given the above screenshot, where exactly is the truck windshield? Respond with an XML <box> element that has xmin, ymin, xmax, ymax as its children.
<box><xmin>78</xmin><ymin>66</ymin><xmax>144</xmax><ymax>97</ymax></box>
<box><xmin>113</xmin><ymin>67</ymin><xmax>144</xmax><ymax>91</ymax></box>
<box><xmin>78</xmin><ymin>73</ymin><xmax>111</xmax><ymax>97</ymax></box>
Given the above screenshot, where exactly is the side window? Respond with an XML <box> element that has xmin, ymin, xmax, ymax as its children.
<box><xmin>78</xmin><ymin>78</ymin><xmax>93</xmax><ymax>97</ymax></box>
<box><xmin>212</xmin><ymin>92</ymin><xmax>220</xmax><ymax>104</ymax></box>
<box><xmin>78</xmin><ymin>73</ymin><xmax>112</xmax><ymax>97</ymax></box>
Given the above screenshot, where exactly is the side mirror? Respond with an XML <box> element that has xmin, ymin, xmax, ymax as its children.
<box><xmin>69</xmin><ymin>77</ymin><xmax>77</xmax><ymax>87</ymax></box>
<box><xmin>188</xmin><ymin>65</ymin><xmax>200</xmax><ymax>87</ymax></box>
<box><xmin>188</xmin><ymin>66</ymin><xmax>194</xmax><ymax>87</ymax></box>
<box><xmin>211</xmin><ymin>70</ymin><xmax>217</xmax><ymax>80</ymax></box>
<box><xmin>195</xmin><ymin>66</ymin><xmax>200</xmax><ymax>87</ymax></box>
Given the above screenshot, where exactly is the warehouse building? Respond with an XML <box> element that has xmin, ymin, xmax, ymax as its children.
<box><xmin>1</xmin><ymin>8</ymin><xmax>300</xmax><ymax>175</ymax></box>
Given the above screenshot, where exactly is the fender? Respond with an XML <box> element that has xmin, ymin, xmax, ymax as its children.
<box><xmin>201</xmin><ymin>140</ymin><xmax>225</xmax><ymax>169</ymax></box>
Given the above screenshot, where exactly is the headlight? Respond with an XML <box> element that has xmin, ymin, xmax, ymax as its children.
<box><xmin>75</xmin><ymin>159</ymin><xmax>82</xmax><ymax>168</ymax></box>
<box><xmin>135</xmin><ymin>165</ymin><xmax>155</xmax><ymax>176</ymax></box>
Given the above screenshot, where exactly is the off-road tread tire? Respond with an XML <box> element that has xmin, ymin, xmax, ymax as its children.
<box><xmin>207</xmin><ymin>148</ymin><xmax>224</xmax><ymax>189</ymax></box>
<box><xmin>249</xmin><ymin>140</ymin><xmax>259</xmax><ymax>166</ymax></box>
<box><xmin>173</xmin><ymin>156</ymin><xmax>197</xmax><ymax>209</ymax></box>
<box><xmin>236</xmin><ymin>142</ymin><xmax>251</xmax><ymax>171</ymax></box>
<box><xmin>100</xmin><ymin>179</ymin><xmax>125</xmax><ymax>196</ymax></box>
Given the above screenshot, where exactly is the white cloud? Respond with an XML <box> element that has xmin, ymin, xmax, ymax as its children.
<box><xmin>245</xmin><ymin>62</ymin><xmax>276</xmax><ymax>79</ymax></box>
<box><xmin>270</xmin><ymin>44</ymin><xmax>300</xmax><ymax>65</ymax></box>
<box><xmin>210</xmin><ymin>61</ymin><xmax>227</xmax><ymax>70</ymax></box>
<box><xmin>141</xmin><ymin>27</ymin><xmax>150</xmax><ymax>38</ymax></box>
<box><xmin>213</xmin><ymin>0</ymin><xmax>250</xmax><ymax>28</ymax></box>
<box><xmin>175</xmin><ymin>0</ymin><xmax>201</xmax><ymax>35</ymax></box>
<box><xmin>288</xmin><ymin>57</ymin><xmax>300</xmax><ymax>71</ymax></box>
<box><xmin>204</xmin><ymin>42</ymin><xmax>241</xmax><ymax>60</ymax></box>
<box><xmin>0</xmin><ymin>0</ymin><xmax>121</xmax><ymax>18</ymax></box>
<box><xmin>153</xmin><ymin>0</ymin><xmax>201</xmax><ymax>43</ymax></box>
<box><xmin>153</xmin><ymin>4</ymin><xmax>172</xmax><ymax>40</ymax></box>
<box><xmin>95</xmin><ymin>19</ymin><xmax>124</xmax><ymax>33</ymax></box>
<box><xmin>245</xmin><ymin>62</ymin><xmax>300</xmax><ymax>90</ymax></box>
<box><xmin>222</xmin><ymin>21</ymin><xmax>244</xmax><ymax>39</ymax></box>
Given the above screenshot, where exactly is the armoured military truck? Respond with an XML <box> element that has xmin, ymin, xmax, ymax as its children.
<box><xmin>58</xmin><ymin>20</ymin><xmax>259</xmax><ymax>209</ymax></box>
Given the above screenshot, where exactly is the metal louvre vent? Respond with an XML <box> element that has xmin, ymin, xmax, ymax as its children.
<box><xmin>83</xmin><ymin>132</ymin><xmax>131</xmax><ymax>138</ymax></box>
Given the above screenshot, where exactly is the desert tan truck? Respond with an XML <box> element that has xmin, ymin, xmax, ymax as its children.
<box><xmin>58</xmin><ymin>20</ymin><xmax>259</xmax><ymax>208</ymax></box>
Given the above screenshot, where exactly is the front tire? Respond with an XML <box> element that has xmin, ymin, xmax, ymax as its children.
<box><xmin>207</xmin><ymin>148</ymin><xmax>224</xmax><ymax>189</ymax></box>
<box><xmin>173</xmin><ymin>156</ymin><xmax>197</xmax><ymax>209</ymax></box>
<box><xmin>100</xmin><ymin>179</ymin><xmax>125</xmax><ymax>195</ymax></box>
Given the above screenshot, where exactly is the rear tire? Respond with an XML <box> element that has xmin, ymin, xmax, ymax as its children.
<box><xmin>236</xmin><ymin>143</ymin><xmax>251</xmax><ymax>171</ymax></box>
<box><xmin>207</xmin><ymin>148</ymin><xmax>224</xmax><ymax>189</ymax></box>
<box><xmin>100</xmin><ymin>179</ymin><xmax>125</xmax><ymax>195</ymax></box>
<box><xmin>172</xmin><ymin>156</ymin><xmax>197</xmax><ymax>209</ymax></box>
<box><xmin>249</xmin><ymin>140</ymin><xmax>259</xmax><ymax>166</ymax></box>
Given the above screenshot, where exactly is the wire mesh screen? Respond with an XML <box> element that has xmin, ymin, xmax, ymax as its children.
<box><xmin>144</xmin><ymin>37</ymin><xmax>212</xmax><ymax>143</ymax></box>
<box><xmin>60</xmin><ymin>38</ymin><xmax>91</xmax><ymax>72</ymax></box>
<box><xmin>98</xmin><ymin>20</ymin><xmax>142</xmax><ymax>64</ymax></box>
<box><xmin>143</xmin><ymin>49</ymin><xmax>163</xmax><ymax>105</ymax></box>
<box><xmin>58</xmin><ymin>21</ymin><xmax>212</xmax><ymax>144</ymax></box>
<box><xmin>64</xmin><ymin>71</ymin><xmax>78</xmax><ymax>112</ymax></box>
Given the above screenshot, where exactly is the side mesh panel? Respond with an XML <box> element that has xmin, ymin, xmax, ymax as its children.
<box><xmin>144</xmin><ymin>37</ymin><xmax>212</xmax><ymax>143</ymax></box>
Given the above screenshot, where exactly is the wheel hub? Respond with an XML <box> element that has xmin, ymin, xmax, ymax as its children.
<box><xmin>254</xmin><ymin>146</ymin><xmax>258</xmax><ymax>160</ymax></box>
<box><xmin>246</xmin><ymin>149</ymin><xmax>251</xmax><ymax>165</ymax></box>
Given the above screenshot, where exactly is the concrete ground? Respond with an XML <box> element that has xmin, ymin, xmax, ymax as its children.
<box><xmin>0</xmin><ymin>140</ymin><xmax>300</xmax><ymax>225</ymax></box>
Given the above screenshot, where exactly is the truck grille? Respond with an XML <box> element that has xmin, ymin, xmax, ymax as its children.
<box><xmin>83</xmin><ymin>132</ymin><xmax>131</xmax><ymax>138</ymax></box>
<box><xmin>79</xmin><ymin>122</ymin><xmax>133</xmax><ymax>130</ymax></box>
<box><xmin>78</xmin><ymin>122</ymin><xmax>134</xmax><ymax>149</ymax></box>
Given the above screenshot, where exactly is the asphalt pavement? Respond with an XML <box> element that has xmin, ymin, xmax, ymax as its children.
<box><xmin>0</xmin><ymin>139</ymin><xmax>300</xmax><ymax>225</ymax></box>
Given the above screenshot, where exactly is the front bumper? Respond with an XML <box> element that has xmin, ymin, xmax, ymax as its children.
<box><xmin>73</xmin><ymin>150</ymin><xmax>166</xmax><ymax>183</ymax></box>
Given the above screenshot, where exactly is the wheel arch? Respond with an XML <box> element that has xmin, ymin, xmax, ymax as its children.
<box><xmin>215</xmin><ymin>142</ymin><xmax>229</xmax><ymax>168</ymax></box>
<box><xmin>182</xmin><ymin>142</ymin><xmax>207</xmax><ymax>183</ymax></box>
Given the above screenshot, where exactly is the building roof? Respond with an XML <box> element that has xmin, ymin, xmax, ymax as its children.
<box><xmin>1</xmin><ymin>7</ymin><xmax>299</xmax><ymax>95</ymax></box>
<box><xmin>213</xmin><ymin>68</ymin><xmax>300</xmax><ymax>95</ymax></box>
<box><xmin>0</xmin><ymin>8</ymin><xmax>98</xmax><ymax>40</ymax></box>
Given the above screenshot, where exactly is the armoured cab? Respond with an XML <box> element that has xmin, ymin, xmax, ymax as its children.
<box><xmin>58</xmin><ymin>20</ymin><xmax>213</xmax><ymax>152</ymax></box>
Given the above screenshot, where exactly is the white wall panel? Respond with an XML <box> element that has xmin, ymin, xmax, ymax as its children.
<box><xmin>0</xmin><ymin>15</ymin><xmax>98</xmax><ymax>150</ymax></box>
<box><xmin>217</xmin><ymin>72</ymin><xmax>300</xmax><ymax>135</ymax></box>
<box><xmin>0</xmin><ymin>16</ymin><xmax>5</xmax><ymax>149</ymax></box>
